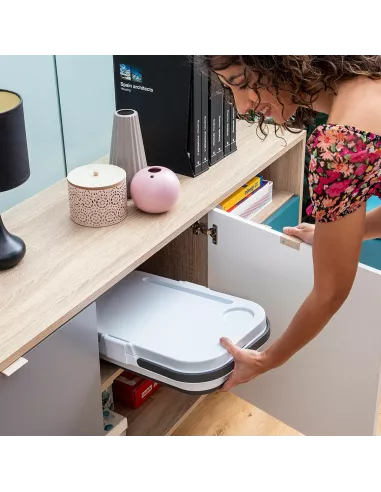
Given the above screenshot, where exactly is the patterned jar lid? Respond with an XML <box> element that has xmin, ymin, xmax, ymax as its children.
<box><xmin>67</xmin><ymin>164</ymin><xmax>126</xmax><ymax>190</ymax></box>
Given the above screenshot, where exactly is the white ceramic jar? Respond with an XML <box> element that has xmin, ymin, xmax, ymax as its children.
<box><xmin>67</xmin><ymin>164</ymin><xmax>127</xmax><ymax>227</ymax></box>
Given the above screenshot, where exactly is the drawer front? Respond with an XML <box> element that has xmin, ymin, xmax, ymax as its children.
<box><xmin>208</xmin><ymin>208</ymin><xmax>381</xmax><ymax>436</ymax></box>
<box><xmin>0</xmin><ymin>304</ymin><xmax>103</xmax><ymax>436</ymax></box>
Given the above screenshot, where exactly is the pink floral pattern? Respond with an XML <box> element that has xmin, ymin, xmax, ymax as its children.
<box><xmin>306</xmin><ymin>124</ymin><xmax>381</xmax><ymax>222</ymax></box>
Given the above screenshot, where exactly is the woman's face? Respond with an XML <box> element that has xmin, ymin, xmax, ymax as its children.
<box><xmin>214</xmin><ymin>64</ymin><xmax>298</xmax><ymax>124</ymax></box>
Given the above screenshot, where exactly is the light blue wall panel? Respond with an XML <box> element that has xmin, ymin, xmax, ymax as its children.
<box><xmin>0</xmin><ymin>55</ymin><xmax>66</xmax><ymax>213</ymax></box>
<box><xmin>55</xmin><ymin>56</ymin><xmax>116</xmax><ymax>172</ymax></box>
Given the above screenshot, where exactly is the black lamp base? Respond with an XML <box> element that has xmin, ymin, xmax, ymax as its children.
<box><xmin>0</xmin><ymin>215</ymin><xmax>26</xmax><ymax>270</ymax></box>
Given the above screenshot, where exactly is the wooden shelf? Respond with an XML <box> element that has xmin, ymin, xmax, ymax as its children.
<box><xmin>252</xmin><ymin>190</ymin><xmax>294</xmax><ymax>224</ymax></box>
<box><xmin>114</xmin><ymin>386</ymin><xmax>206</xmax><ymax>436</ymax></box>
<box><xmin>100</xmin><ymin>360</ymin><xmax>124</xmax><ymax>392</ymax></box>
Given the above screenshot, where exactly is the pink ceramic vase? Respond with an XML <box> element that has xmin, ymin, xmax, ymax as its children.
<box><xmin>130</xmin><ymin>166</ymin><xmax>180</xmax><ymax>213</ymax></box>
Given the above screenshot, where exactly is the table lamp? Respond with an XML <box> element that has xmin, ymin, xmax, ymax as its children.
<box><xmin>0</xmin><ymin>89</ymin><xmax>30</xmax><ymax>270</ymax></box>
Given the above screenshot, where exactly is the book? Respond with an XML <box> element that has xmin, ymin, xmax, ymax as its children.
<box><xmin>209</xmin><ymin>96</ymin><xmax>217</xmax><ymax>165</ymax></box>
<box><xmin>216</xmin><ymin>105</ymin><xmax>224</xmax><ymax>162</ymax></box>
<box><xmin>190</xmin><ymin>57</ymin><xmax>202</xmax><ymax>174</ymax></box>
<box><xmin>217</xmin><ymin>175</ymin><xmax>262</xmax><ymax>211</ymax></box>
<box><xmin>223</xmin><ymin>99</ymin><xmax>231</xmax><ymax>155</ymax></box>
<box><xmin>201</xmin><ymin>67</ymin><xmax>209</xmax><ymax>171</ymax></box>
<box><xmin>231</xmin><ymin>104</ymin><xmax>237</xmax><ymax>152</ymax></box>
<box><xmin>228</xmin><ymin>181</ymin><xmax>273</xmax><ymax>220</ymax></box>
<box><xmin>209</xmin><ymin>74</ymin><xmax>224</xmax><ymax>166</ymax></box>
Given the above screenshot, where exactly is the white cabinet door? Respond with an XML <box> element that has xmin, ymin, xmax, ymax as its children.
<box><xmin>0</xmin><ymin>303</ymin><xmax>103</xmax><ymax>436</ymax></box>
<box><xmin>208</xmin><ymin>208</ymin><xmax>381</xmax><ymax>436</ymax></box>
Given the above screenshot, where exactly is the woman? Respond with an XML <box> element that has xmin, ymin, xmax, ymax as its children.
<box><xmin>202</xmin><ymin>56</ymin><xmax>381</xmax><ymax>391</ymax></box>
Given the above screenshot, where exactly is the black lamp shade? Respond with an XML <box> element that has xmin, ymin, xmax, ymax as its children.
<box><xmin>0</xmin><ymin>89</ymin><xmax>30</xmax><ymax>192</ymax></box>
<box><xmin>0</xmin><ymin>89</ymin><xmax>30</xmax><ymax>270</ymax></box>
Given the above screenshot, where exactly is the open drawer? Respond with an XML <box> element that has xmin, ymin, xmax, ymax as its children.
<box><xmin>96</xmin><ymin>208</ymin><xmax>381</xmax><ymax>436</ymax></box>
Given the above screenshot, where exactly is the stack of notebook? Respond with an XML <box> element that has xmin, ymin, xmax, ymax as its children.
<box><xmin>218</xmin><ymin>176</ymin><xmax>273</xmax><ymax>221</ymax></box>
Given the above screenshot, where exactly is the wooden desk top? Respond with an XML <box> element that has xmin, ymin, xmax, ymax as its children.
<box><xmin>0</xmin><ymin>121</ymin><xmax>305</xmax><ymax>372</ymax></box>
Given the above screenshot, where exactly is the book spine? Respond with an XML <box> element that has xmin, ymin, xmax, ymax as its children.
<box><xmin>231</xmin><ymin>192</ymin><xmax>271</xmax><ymax>217</ymax></box>
<box><xmin>230</xmin><ymin>104</ymin><xmax>237</xmax><ymax>152</ymax></box>
<box><xmin>209</xmin><ymin>76</ymin><xmax>217</xmax><ymax>166</ymax></box>
<box><xmin>224</xmin><ymin>99</ymin><xmax>231</xmax><ymax>155</ymax></box>
<box><xmin>227</xmin><ymin>181</ymin><xmax>269</xmax><ymax>212</ymax></box>
<box><xmin>201</xmin><ymin>69</ymin><xmax>209</xmax><ymax>172</ymax></box>
<box><xmin>191</xmin><ymin>60</ymin><xmax>202</xmax><ymax>174</ymax></box>
<box><xmin>242</xmin><ymin>186</ymin><xmax>273</xmax><ymax>220</ymax></box>
<box><xmin>243</xmin><ymin>198</ymin><xmax>273</xmax><ymax>221</ymax></box>
<box><xmin>228</xmin><ymin>181</ymin><xmax>273</xmax><ymax>216</ymax></box>
<box><xmin>209</xmin><ymin>74</ymin><xmax>224</xmax><ymax>166</ymax></box>
<box><xmin>218</xmin><ymin>175</ymin><xmax>262</xmax><ymax>211</ymax></box>
<box><xmin>216</xmin><ymin>88</ymin><xmax>224</xmax><ymax>163</ymax></box>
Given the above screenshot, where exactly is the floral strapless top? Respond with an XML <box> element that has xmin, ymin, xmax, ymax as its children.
<box><xmin>306</xmin><ymin>124</ymin><xmax>381</xmax><ymax>222</ymax></box>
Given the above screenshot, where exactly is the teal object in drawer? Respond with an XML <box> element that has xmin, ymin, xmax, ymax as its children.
<box><xmin>264</xmin><ymin>195</ymin><xmax>300</xmax><ymax>233</ymax></box>
<box><xmin>360</xmin><ymin>195</ymin><xmax>381</xmax><ymax>271</ymax></box>
<box><xmin>360</xmin><ymin>241</ymin><xmax>381</xmax><ymax>270</ymax></box>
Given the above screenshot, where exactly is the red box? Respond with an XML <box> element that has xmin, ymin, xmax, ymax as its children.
<box><xmin>113</xmin><ymin>370</ymin><xmax>160</xmax><ymax>410</ymax></box>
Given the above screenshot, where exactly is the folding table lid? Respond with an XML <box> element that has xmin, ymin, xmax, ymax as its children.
<box><xmin>96</xmin><ymin>271</ymin><xmax>268</xmax><ymax>374</ymax></box>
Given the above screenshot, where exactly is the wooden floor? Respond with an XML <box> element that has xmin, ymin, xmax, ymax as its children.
<box><xmin>173</xmin><ymin>392</ymin><xmax>381</xmax><ymax>436</ymax></box>
<box><xmin>103</xmin><ymin>362</ymin><xmax>381</xmax><ymax>436</ymax></box>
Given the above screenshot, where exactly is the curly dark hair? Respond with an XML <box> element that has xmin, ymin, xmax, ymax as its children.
<box><xmin>202</xmin><ymin>55</ymin><xmax>381</xmax><ymax>136</ymax></box>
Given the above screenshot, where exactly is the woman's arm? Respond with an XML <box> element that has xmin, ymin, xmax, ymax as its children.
<box><xmin>364</xmin><ymin>205</ymin><xmax>381</xmax><ymax>240</ymax></box>
<box><xmin>220</xmin><ymin>205</ymin><xmax>366</xmax><ymax>391</ymax></box>
<box><xmin>262</xmin><ymin>204</ymin><xmax>365</xmax><ymax>369</ymax></box>
<box><xmin>283</xmin><ymin>204</ymin><xmax>381</xmax><ymax>245</ymax></box>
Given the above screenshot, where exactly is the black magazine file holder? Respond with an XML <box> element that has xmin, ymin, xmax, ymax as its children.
<box><xmin>113</xmin><ymin>55</ymin><xmax>205</xmax><ymax>178</ymax></box>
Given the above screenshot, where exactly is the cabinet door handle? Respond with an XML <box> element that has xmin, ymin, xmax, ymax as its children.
<box><xmin>1</xmin><ymin>357</ymin><xmax>28</xmax><ymax>377</ymax></box>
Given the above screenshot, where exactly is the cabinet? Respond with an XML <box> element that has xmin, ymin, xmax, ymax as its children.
<box><xmin>98</xmin><ymin>130</ymin><xmax>381</xmax><ymax>436</ymax></box>
<box><xmin>102</xmin><ymin>206</ymin><xmax>381</xmax><ymax>437</ymax></box>
<box><xmin>0</xmin><ymin>304</ymin><xmax>103</xmax><ymax>436</ymax></box>
<box><xmin>3</xmin><ymin>119</ymin><xmax>380</xmax><ymax>436</ymax></box>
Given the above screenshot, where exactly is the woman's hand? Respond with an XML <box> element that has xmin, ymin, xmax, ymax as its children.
<box><xmin>283</xmin><ymin>223</ymin><xmax>315</xmax><ymax>245</ymax></box>
<box><xmin>219</xmin><ymin>338</ymin><xmax>273</xmax><ymax>392</ymax></box>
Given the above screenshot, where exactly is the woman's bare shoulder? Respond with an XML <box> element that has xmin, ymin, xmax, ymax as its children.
<box><xmin>329</xmin><ymin>76</ymin><xmax>381</xmax><ymax>135</ymax></box>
